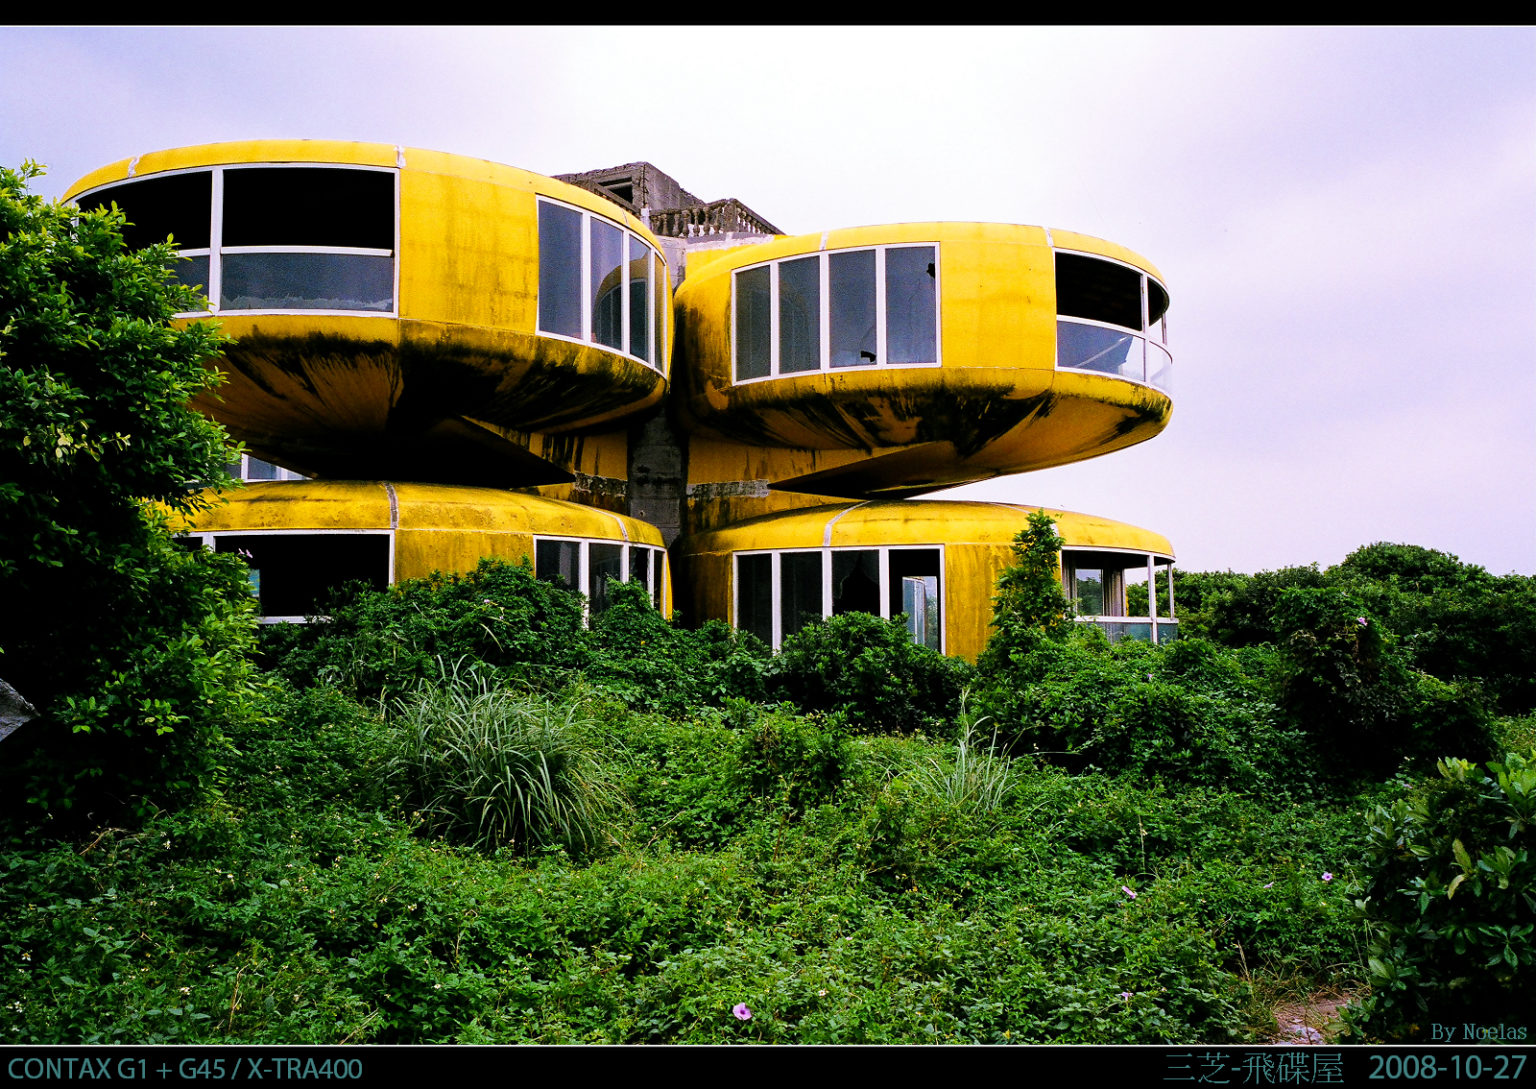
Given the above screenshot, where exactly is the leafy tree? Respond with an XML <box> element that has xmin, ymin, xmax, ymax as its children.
<box><xmin>978</xmin><ymin>510</ymin><xmax>1073</xmax><ymax>672</ymax></box>
<box><xmin>0</xmin><ymin>162</ymin><xmax>259</xmax><ymax>825</ymax></box>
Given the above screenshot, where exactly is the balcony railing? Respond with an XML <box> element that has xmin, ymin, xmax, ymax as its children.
<box><xmin>1076</xmin><ymin>616</ymin><xmax>1179</xmax><ymax>645</ymax></box>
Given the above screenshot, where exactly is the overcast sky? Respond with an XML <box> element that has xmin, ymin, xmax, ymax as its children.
<box><xmin>4</xmin><ymin>26</ymin><xmax>1532</xmax><ymax>576</ymax></box>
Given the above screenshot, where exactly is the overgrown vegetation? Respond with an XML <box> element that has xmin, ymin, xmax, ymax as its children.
<box><xmin>0</xmin><ymin>172</ymin><xmax>1530</xmax><ymax>1040</ymax></box>
<box><xmin>0</xmin><ymin>163</ymin><xmax>260</xmax><ymax>826</ymax></box>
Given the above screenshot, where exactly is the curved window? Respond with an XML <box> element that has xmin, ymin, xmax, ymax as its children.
<box><xmin>1061</xmin><ymin>548</ymin><xmax>1177</xmax><ymax>644</ymax></box>
<box><xmin>534</xmin><ymin>536</ymin><xmax>665</xmax><ymax>615</ymax></box>
<box><xmin>732</xmin><ymin>244</ymin><xmax>939</xmax><ymax>382</ymax></box>
<box><xmin>733</xmin><ymin>546</ymin><xmax>942</xmax><ymax>650</ymax></box>
<box><xmin>537</xmin><ymin>198</ymin><xmax>666</xmax><ymax>370</ymax></box>
<box><xmin>78</xmin><ymin>165</ymin><xmax>398</xmax><ymax>315</ymax></box>
<box><xmin>1055</xmin><ymin>251</ymin><xmax>1171</xmax><ymax>393</ymax></box>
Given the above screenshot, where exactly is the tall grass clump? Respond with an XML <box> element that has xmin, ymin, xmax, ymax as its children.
<box><xmin>386</xmin><ymin>664</ymin><xmax>622</xmax><ymax>853</ymax></box>
<box><xmin>910</xmin><ymin>700</ymin><xmax>1013</xmax><ymax>815</ymax></box>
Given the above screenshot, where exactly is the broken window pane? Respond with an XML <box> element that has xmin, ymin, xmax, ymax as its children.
<box><xmin>887</xmin><ymin>548</ymin><xmax>941</xmax><ymax>629</ymax></box>
<box><xmin>1057</xmin><ymin>321</ymin><xmax>1143</xmax><ymax>381</ymax></box>
<box><xmin>589</xmin><ymin>542</ymin><xmax>623</xmax><ymax>614</ymax></box>
<box><xmin>829</xmin><ymin>249</ymin><xmax>877</xmax><ymax>367</ymax></box>
<box><xmin>831</xmin><ymin>550</ymin><xmax>880</xmax><ymax>616</ymax></box>
<box><xmin>885</xmin><ymin>246</ymin><xmax>937</xmax><ymax>363</ymax></box>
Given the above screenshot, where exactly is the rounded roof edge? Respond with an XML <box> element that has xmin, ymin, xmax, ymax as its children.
<box><xmin>680</xmin><ymin>500</ymin><xmax>1174</xmax><ymax>559</ymax></box>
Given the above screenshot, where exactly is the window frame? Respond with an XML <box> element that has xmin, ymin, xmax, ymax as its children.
<box><xmin>1053</xmin><ymin>248</ymin><xmax>1171</xmax><ymax>392</ymax></box>
<box><xmin>74</xmin><ymin>163</ymin><xmax>401</xmax><ymax>319</ymax></box>
<box><xmin>731</xmin><ymin>544</ymin><xmax>946</xmax><ymax>652</ymax></box>
<box><xmin>532</xmin><ymin>534</ymin><xmax>666</xmax><ymax>618</ymax></box>
<box><xmin>1060</xmin><ymin>546</ymin><xmax>1177</xmax><ymax>643</ymax></box>
<box><xmin>731</xmin><ymin>243</ymin><xmax>942</xmax><ymax>383</ymax></box>
<box><xmin>535</xmin><ymin>196</ymin><xmax>667</xmax><ymax>371</ymax></box>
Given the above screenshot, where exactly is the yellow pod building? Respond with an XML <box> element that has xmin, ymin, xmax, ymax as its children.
<box><xmin>69</xmin><ymin>146</ymin><xmax>1177</xmax><ymax>649</ymax></box>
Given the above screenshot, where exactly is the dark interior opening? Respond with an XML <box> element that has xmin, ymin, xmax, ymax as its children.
<box><xmin>81</xmin><ymin>172</ymin><xmax>212</xmax><ymax>250</ymax></box>
<box><xmin>1056</xmin><ymin>252</ymin><xmax>1143</xmax><ymax>331</ymax></box>
<box><xmin>223</xmin><ymin>168</ymin><xmax>394</xmax><ymax>249</ymax></box>
<box><xmin>215</xmin><ymin>533</ymin><xmax>388</xmax><ymax>617</ymax></box>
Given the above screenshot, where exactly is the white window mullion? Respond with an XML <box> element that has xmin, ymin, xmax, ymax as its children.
<box><xmin>770</xmin><ymin>553</ymin><xmax>783</xmax><ymax>650</ymax></box>
<box><xmin>209</xmin><ymin>167</ymin><xmax>225</xmax><ymax>313</ymax></box>
<box><xmin>878</xmin><ymin>547</ymin><xmax>891</xmax><ymax>619</ymax></box>
<box><xmin>580</xmin><ymin>214</ymin><xmax>592</xmax><ymax>344</ymax></box>
<box><xmin>874</xmin><ymin>247</ymin><xmax>888</xmax><ymax>365</ymax></box>
<box><xmin>768</xmin><ymin>264</ymin><xmax>781</xmax><ymax>376</ymax></box>
<box><xmin>620</xmin><ymin>231</ymin><xmax>632</xmax><ymax>358</ymax></box>
<box><xmin>819</xmin><ymin>253</ymin><xmax>831</xmax><ymax>371</ymax></box>
<box><xmin>822</xmin><ymin>550</ymin><xmax>833</xmax><ymax>621</ymax></box>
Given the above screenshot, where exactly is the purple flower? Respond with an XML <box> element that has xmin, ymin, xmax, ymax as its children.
<box><xmin>1263</xmin><ymin>882</ymin><xmax>1274</xmax><ymax>889</ymax></box>
<box><xmin>732</xmin><ymin>1003</ymin><xmax>752</xmax><ymax>1021</ymax></box>
<box><xmin>1119</xmin><ymin>991</ymin><xmax>1134</xmax><ymax>1002</ymax></box>
<box><xmin>1121</xmin><ymin>886</ymin><xmax>1136</xmax><ymax>900</ymax></box>
<box><xmin>1322</xmin><ymin>872</ymin><xmax>1334</xmax><ymax>882</ymax></box>
<box><xmin>1356</xmin><ymin>617</ymin><xmax>1368</xmax><ymax>628</ymax></box>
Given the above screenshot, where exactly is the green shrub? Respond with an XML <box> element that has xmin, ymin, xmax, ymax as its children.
<box><xmin>908</xmin><ymin>701</ymin><xmax>1013</xmax><ymax>816</ymax></box>
<box><xmin>587</xmin><ymin>579</ymin><xmax>771</xmax><ymax>714</ymax></box>
<box><xmin>385</xmin><ymin>666</ymin><xmax>623</xmax><ymax>853</ymax></box>
<box><xmin>260</xmin><ymin>558</ymin><xmax>589</xmax><ymax>703</ymax></box>
<box><xmin>770</xmin><ymin>611</ymin><xmax>972</xmax><ymax>735</ymax></box>
<box><xmin>734</xmin><ymin>703</ymin><xmax>851</xmax><ymax>812</ymax></box>
<box><xmin>1348</xmin><ymin>752</ymin><xmax>1536</xmax><ymax>1041</ymax></box>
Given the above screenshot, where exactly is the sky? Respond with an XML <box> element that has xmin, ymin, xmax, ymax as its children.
<box><xmin>3</xmin><ymin>26</ymin><xmax>1532</xmax><ymax>576</ymax></box>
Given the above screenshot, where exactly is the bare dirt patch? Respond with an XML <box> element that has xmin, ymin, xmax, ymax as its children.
<box><xmin>1267</xmin><ymin>990</ymin><xmax>1354</xmax><ymax>1044</ymax></box>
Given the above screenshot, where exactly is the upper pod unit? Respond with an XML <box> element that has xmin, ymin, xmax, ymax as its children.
<box><xmin>65</xmin><ymin>141</ymin><xmax>672</xmax><ymax>481</ymax></box>
<box><xmin>674</xmin><ymin>223</ymin><xmax>1171</xmax><ymax>492</ymax></box>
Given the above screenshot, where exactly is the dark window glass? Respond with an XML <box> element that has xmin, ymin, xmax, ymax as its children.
<box><xmin>173</xmin><ymin>254</ymin><xmax>211</xmax><ymax>300</ymax></box>
<box><xmin>589</xmin><ymin>542</ymin><xmax>623</xmax><ymax>614</ymax></box>
<box><xmin>536</xmin><ymin>539</ymin><xmax>581</xmax><ymax>590</ymax></box>
<box><xmin>831</xmin><ymin>550</ymin><xmax>880</xmax><ymax>616</ymax></box>
<box><xmin>590</xmin><ymin>220</ymin><xmax>624</xmax><ymax>350</ymax></box>
<box><xmin>829</xmin><ymin>249</ymin><xmax>877</xmax><ymax>367</ymax></box>
<box><xmin>628</xmin><ymin>236</ymin><xmax>650</xmax><ymax>363</ymax></box>
<box><xmin>220</xmin><ymin>253</ymin><xmax>392</xmax><ymax>311</ymax></box>
<box><xmin>780</xmin><ymin>551</ymin><xmax>824</xmax><ymax>641</ymax></box>
<box><xmin>1147</xmin><ymin>279</ymin><xmax>1169</xmax><ymax>331</ymax></box>
<box><xmin>885</xmin><ymin>247</ymin><xmax>937</xmax><ymax>363</ymax></box>
<box><xmin>778</xmin><ymin>256</ymin><xmax>821</xmax><ymax>373</ymax></box>
<box><xmin>654</xmin><ymin>257</ymin><xmax>668</xmax><ymax>371</ymax></box>
<box><xmin>1056</xmin><ymin>253</ymin><xmax>1142</xmax><ymax>331</ymax></box>
<box><xmin>81</xmin><ymin>172</ymin><xmax>212</xmax><ymax>250</ymax></box>
<box><xmin>629</xmin><ymin>546</ymin><xmax>651</xmax><ymax>593</ymax></box>
<box><xmin>223</xmin><ymin>168</ymin><xmax>394</xmax><ymax>249</ymax></box>
<box><xmin>887</xmin><ymin>549</ymin><xmax>941</xmax><ymax>625</ymax></box>
<box><xmin>539</xmin><ymin>203</ymin><xmax>583</xmax><ymax>338</ymax></box>
<box><xmin>736</xmin><ymin>266</ymin><xmax>771</xmax><ymax>380</ymax></box>
<box><xmin>737</xmin><ymin>554</ymin><xmax>773</xmax><ymax>646</ymax></box>
<box><xmin>214</xmin><ymin>533</ymin><xmax>387</xmax><ymax>617</ymax></box>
